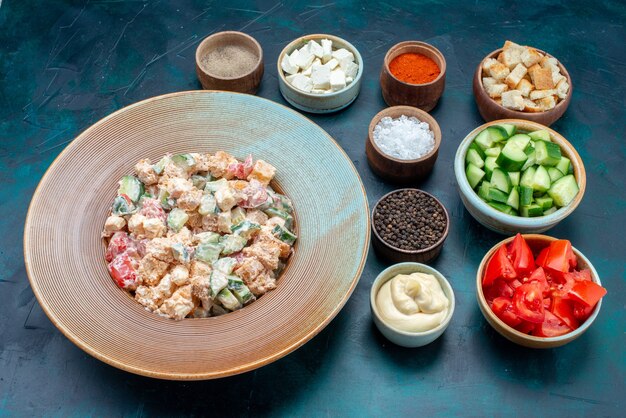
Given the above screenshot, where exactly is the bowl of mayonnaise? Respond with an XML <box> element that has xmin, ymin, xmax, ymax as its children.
<box><xmin>370</xmin><ymin>262</ymin><xmax>455</xmax><ymax>347</ymax></box>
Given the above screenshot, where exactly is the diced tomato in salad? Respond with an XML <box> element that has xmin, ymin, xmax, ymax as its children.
<box><xmin>105</xmin><ymin>231</ymin><xmax>136</xmax><ymax>262</ymax></box>
<box><xmin>482</xmin><ymin>234</ymin><xmax>606</xmax><ymax>338</ymax></box>
<box><xmin>108</xmin><ymin>252</ymin><xmax>140</xmax><ymax>290</ymax></box>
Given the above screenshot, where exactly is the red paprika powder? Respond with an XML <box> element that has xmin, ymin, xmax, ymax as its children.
<box><xmin>389</xmin><ymin>53</ymin><xmax>440</xmax><ymax>84</ymax></box>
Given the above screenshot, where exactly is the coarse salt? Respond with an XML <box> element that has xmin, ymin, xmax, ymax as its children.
<box><xmin>373</xmin><ymin>115</ymin><xmax>435</xmax><ymax>160</ymax></box>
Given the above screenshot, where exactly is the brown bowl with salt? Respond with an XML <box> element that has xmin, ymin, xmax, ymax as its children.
<box><xmin>195</xmin><ymin>31</ymin><xmax>264</xmax><ymax>94</ymax></box>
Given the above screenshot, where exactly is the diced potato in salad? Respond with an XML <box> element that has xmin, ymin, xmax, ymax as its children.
<box><xmin>102</xmin><ymin>152</ymin><xmax>296</xmax><ymax>320</ymax></box>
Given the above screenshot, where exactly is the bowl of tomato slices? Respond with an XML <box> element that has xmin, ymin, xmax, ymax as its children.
<box><xmin>477</xmin><ymin>234</ymin><xmax>607</xmax><ymax>348</ymax></box>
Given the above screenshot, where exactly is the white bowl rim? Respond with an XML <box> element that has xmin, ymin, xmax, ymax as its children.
<box><xmin>370</xmin><ymin>262</ymin><xmax>455</xmax><ymax>337</ymax></box>
<box><xmin>454</xmin><ymin>119</ymin><xmax>584</xmax><ymax>229</ymax></box>
<box><xmin>476</xmin><ymin>236</ymin><xmax>603</xmax><ymax>343</ymax></box>
<box><xmin>276</xmin><ymin>33</ymin><xmax>364</xmax><ymax>98</ymax></box>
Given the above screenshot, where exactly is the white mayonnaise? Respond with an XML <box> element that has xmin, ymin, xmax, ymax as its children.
<box><xmin>376</xmin><ymin>272</ymin><xmax>449</xmax><ymax>332</ymax></box>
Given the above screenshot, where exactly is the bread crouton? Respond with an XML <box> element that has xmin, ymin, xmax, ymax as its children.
<box><xmin>506</xmin><ymin>63</ymin><xmax>528</xmax><ymax>88</ymax></box>
<box><xmin>501</xmin><ymin>90</ymin><xmax>525</xmax><ymax>111</ymax></box>
<box><xmin>537</xmin><ymin>95</ymin><xmax>557</xmax><ymax>111</ymax></box>
<box><xmin>516</xmin><ymin>79</ymin><xmax>534</xmax><ymax>97</ymax></box>
<box><xmin>482</xmin><ymin>77</ymin><xmax>497</xmax><ymax>89</ymax></box>
<box><xmin>556</xmin><ymin>78</ymin><xmax>570</xmax><ymax>99</ymax></box>
<box><xmin>503</xmin><ymin>40</ymin><xmax>523</xmax><ymax>52</ymax></box>
<box><xmin>485</xmin><ymin>82</ymin><xmax>508</xmax><ymax>98</ymax></box>
<box><xmin>529</xmin><ymin>89</ymin><xmax>557</xmax><ymax>100</ymax></box>
<box><xmin>521</xmin><ymin>47</ymin><xmax>543</xmax><ymax>67</ymax></box>
<box><xmin>527</xmin><ymin>64</ymin><xmax>542</xmax><ymax>74</ymax></box>
<box><xmin>502</xmin><ymin>47</ymin><xmax>522</xmax><ymax>69</ymax></box>
<box><xmin>482</xmin><ymin>58</ymin><xmax>499</xmax><ymax>72</ymax></box>
<box><xmin>552</xmin><ymin>70</ymin><xmax>566</xmax><ymax>85</ymax></box>
<box><xmin>523</xmin><ymin>99</ymin><xmax>543</xmax><ymax>113</ymax></box>
<box><xmin>529</xmin><ymin>67</ymin><xmax>555</xmax><ymax>90</ymax></box>
<box><xmin>488</xmin><ymin>62</ymin><xmax>510</xmax><ymax>81</ymax></box>
<box><xmin>540</xmin><ymin>56</ymin><xmax>559</xmax><ymax>70</ymax></box>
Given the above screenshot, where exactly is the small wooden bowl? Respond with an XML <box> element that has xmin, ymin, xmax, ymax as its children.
<box><xmin>195</xmin><ymin>31</ymin><xmax>264</xmax><ymax>94</ymax></box>
<box><xmin>380</xmin><ymin>41</ymin><xmax>446</xmax><ymax>111</ymax></box>
<box><xmin>476</xmin><ymin>234</ymin><xmax>603</xmax><ymax>348</ymax></box>
<box><xmin>366</xmin><ymin>106</ymin><xmax>441</xmax><ymax>183</ymax></box>
<box><xmin>371</xmin><ymin>189</ymin><xmax>449</xmax><ymax>264</ymax></box>
<box><xmin>473</xmin><ymin>48</ymin><xmax>572</xmax><ymax>126</ymax></box>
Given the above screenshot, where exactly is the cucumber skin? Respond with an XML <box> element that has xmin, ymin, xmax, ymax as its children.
<box><xmin>548</xmin><ymin>175</ymin><xmax>579</xmax><ymax>207</ymax></box>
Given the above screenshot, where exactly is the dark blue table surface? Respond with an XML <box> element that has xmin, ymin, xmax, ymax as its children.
<box><xmin>1</xmin><ymin>1</ymin><xmax>624</xmax><ymax>416</ymax></box>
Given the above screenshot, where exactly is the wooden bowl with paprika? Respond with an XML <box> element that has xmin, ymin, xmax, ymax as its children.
<box><xmin>380</xmin><ymin>41</ymin><xmax>446</xmax><ymax>111</ymax></box>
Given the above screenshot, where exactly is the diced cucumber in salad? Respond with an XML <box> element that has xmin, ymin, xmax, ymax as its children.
<box><xmin>466</xmin><ymin>125</ymin><xmax>579</xmax><ymax>217</ymax></box>
<box><xmin>103</xmin><ymin>152</ymin><xmax>298</xmax><ymax>320</ymax></box>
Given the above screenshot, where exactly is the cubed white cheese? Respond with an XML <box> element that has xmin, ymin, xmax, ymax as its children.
<box><xmin>325</xmin><ymin>58</ymin><xmax>339</xmax><ymax>70</ymax></box>
<box><xmin>302</xmin><ymin>66</ymin><xmax>312</xmax><ymax>76</ymax></box>
<box><xmin>330</xmin><ymin>69</ymin><xmax>346</xmax><ymax>92</ymax></box>
<box><xmin>311</xmin><ymin>89</ymin><xmax>327</xmax><ymax>94</ymax></box>
<box><xmin>281</xmin><ymin>54</ymin><xmax>299</xmax><ymax>75</ymax></box>
<box><xmin>295</xmin><ymin>47</ymin><xmax>315</xmax><ymax>70</ymax></box>
<box><xmin>285</xmin><ymin>73</ymin><xmax>298</xmax><ymax>83</ymax></box>
<box><xmin>339</xmin><ymin>58</ymin><xmax>358</xmax><ymax>79</ymax></box>
<box><xmin>290</xmin><ymin>73</ymin><xmax>313</xmax><ymax>92</ymax></box>
<box><xmin>321</xmin><ymin>39</ymin><xmax>332</xmax><ymax>63</ymax></box>
<box><xmin>308</xmin><ymin>40</ymin><xmax>324</xmax><ymax>58</ymax></box>
<box><xmin>346</xmin><ymin>76</ymin><xmax>354</xmax><ymax>84</ymax></box>
<box><xmin>303</xmin><ymin>58</ymin><xmax>321</xmax><ymax>76</ymax></box>
<box><xmin>288</xmin><ymin>49</ymin><xmax>300</xmax><ymax>70</ymax></box>
<box><xmin>332</xmin><ymin>48</ymin><xmax>354</xmax><ymax>63</ymax></box>
<box><xmin>311</xmin><ymin>64</ymin><xmax>331</xmax><ymax>90</ymax></box>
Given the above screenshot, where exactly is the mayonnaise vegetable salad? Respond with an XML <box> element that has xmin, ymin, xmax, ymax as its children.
<box><xmin>102</xmin><ymin>151</ymin><xmax>297</xmax><ymax>320</ymax></box>
<box><xmin>376</xmin><ymin>272</ymin><xmax>450</xmax><ymax>332</ymax></box>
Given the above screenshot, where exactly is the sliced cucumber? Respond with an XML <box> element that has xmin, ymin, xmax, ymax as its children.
<box><xmin>466</xmin><ymin>163</ymin><xmax>485</xmax><ymax>189</ymax></box>
<box><xmin>520</xmin><ymin>166</ymin><xmax>536</xmax><ymax>188</ymax></box>
<box><xmin>485</xmin><ymin>146</ymin><xmax>502</xmax><ymax>158</ymax></box>
<box><xmin>209</xmin><ymin>271</ymin><xmax>229</xmax><ymax>298</ymax></box>
<box><xmin>496</xmin><ymin>124</ymin><xmax>517</xmax><ymax>137</ymax></box>
<box><xmin>466</xmin><ymin>148</ymin><xmax>485</xmax><ymax>169</ymax></box>
<box><xmin>535</xmin><ymin>140</ymin><xmax>562</xmax><ymax>166</ymax></box>
<box><xmin>231</xmin><ymin>207</ymin><xmax>246</xmax><ymax>225</ymax></box>
<box><xmin>474</xmin><ymin>129</ymin><xmax>495</xmax><ymax>150</ymax></box>
<box><xmin>167</xmin><ymin>208</ymin><xmax>189</xmax><ymax>232</ymax></box>
<box><xmin>491</xmin><ymin>168</ymin><xmax>512</xmax><ymax>194</ymax></box>
<box><xmin>205</xmin><ymin>178</ymin><xmax>228</xmax><ymax>193</ymax></box>
<box><xmin>153</xmin><ymin>156</ymin><xmax>169</xmax><ymax>174</ymax></box>
<box><xmin>509</xmin><ymin>172</ymin><xmax>520</xmax><ymax>186</ymax></box>
<box><xmin>548</xmin><ymin>175</ymin><xmax>579</xmax><ymax>207</ymax></box>
<box><xmin>507</xmin><ymin>134</ymin><xmax>532</xmax><ymax>151</ymax></box>
<box><xmin>555</xmin><ymin>156</ymin><xmax>571</xmax><ymax>175</ymax></box>
<box><xmin>195</xmin><ymin>231</ymin><xmax>220</xmax><ymax>244</ymax></box>
<box><xmin>272</xmin><ymin>224</ymin><xmax>297</xmax><ymax>245</ymax></box>
<box><xmin>531</xmin><ymin>165</ymin><xmax>551</xmax><ymax>193</ymax></box>
<box><xmin>520</xmin><ymin>204</ymin><xmax>543</xmax><ymax>217</ymax></box>
<box><xmin>543</xmin><ymin>206</ymin><xmax>557</xmax><ymax>216</ymax></box>
<box><xmin>195</xmin><ymin>242</ymin><xmax>223</xmax><ymax>264</ymax></box>
<box><xmin>469</xmin><ymin>141</ymin><xmax>486</xmax><ymax>159</ymax></box>
<box><xmin>548</xmin><ymin>167</ymin><xmax>564</xmax><ymax>183</ymax></box>
<box><xmin>487</xmin><ymin>126</ymin><xmax>509</xmax><ymax>142</ymax></box>
<box><xmin>198</xmin><ymin>194</ymin><xmax>218</xmax><ymax>215</ymax></box>
<box><xmin>535</xmin><ymin>195</ymin><xmax>554</xmax><ymax>210</ymax></box>
<box><xmin>528</xmin><ymin>130</ymin><xmax>551</xmax><ymax>142</ymax></box>
<box><xmin>488</xmin><ymin>188</ymin><xmax>509</xmax><ymax>204</ymax></box>
<box><xmin>489</xmin><ymin>202</ymin><xmax>516</xmax><ymax>215</ymax></box>
<box><xmin>264</xmin><ymin>207</ymin><xmax>294</xmax><ymax>230</ymax></box>
<box><xmin>232</xmin><ymin>285</ymin><xmax>256</xmax><ymax>305</ymax></box>
<box><xmin>118</xmin><ymin>175</ymin><xmax>144</xmax><ymax>203</ymax></box>
<box><xmin>216</xmin><ymin>288</ymin><xmax>242</xmax><ymax>311</ymax></box>
<box><xmin>111</xmin><ymin>195</ymin><xmax>136</xmax><ymax>216</ymax></box>
<box><xmin>497</xmin><ymin>142</ymin><xmax>528</xmax><ymax>172</ymax></box>
<box><xmin>520</xmin><ymin>186</ymin><xmax>534</xmax><ymax>206</ymax></box>
<box><xmin>171</xmin><ymin>153</ymin><xmax>195</xmax><ymax>170</ymax></box>
<box><xmin>521</xmin><ymin>150</ymin><xmax>536</xmax><ymax>171</ymax></box>
<box><xmin>191</xmin><ymin>174</ymin><xmax>208</xmax><ymax>190</ymax></box>
<box><xmin>213</xmin><ymin>257</ymin><xmax>237</xmax><ymax>274</ymax></box>
<box><xmin>484</xmin><ymin>157</ymin><xmax>499</xmax><ymax>180</ymax></box>
<box><xmin>220</xmin><ymin>234</ymin><xmax>247</xmax><ymax>255</ymax></box>
<box><xmin>171</xmin><ymin>243</ymin><xmax>190</xmax><ymax>264</ymax></box>
<box><xmin>478</xmin><ymin>181</ymin><xmax>491</xmax><ymax>201</ymax></box>
<box><xmin>231</xmin><ymin>220</ymin><xmax>261</xmax><ymax>240</ymax></box>
<box><xmin>506</xmin><ymin>187</ymin><xmax>520</xmax><ymax>210</ymax></box>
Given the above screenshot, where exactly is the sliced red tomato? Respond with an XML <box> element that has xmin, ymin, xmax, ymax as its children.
<box><xmin>108</xmin><ymin>252</ymin><xmax>139</xmax><ymax>290</ymax></box>
<box><xmin>483</xmin><ymin>245</ymin><xmax>517</xmax><ymax>286</ymax></box>
<box><xmin>535</xmin><ymin>310</ymin><xmax>572</xmax><ymax>337</ymax></box>
<box><xmin>543</xmin><ymin>240</ymin><xmax>574</xmax><ymax>273</ymax></box>
<box><xmin>492</xmin><ymin>297</ymin><xmax>522</xmax><ymax>328</ymax></box>
<box><xmin>510</xmin><ymin>279</ymin><xmax>523</xmax><ymax>289</ymax></box>
<box><xmin>508</xmin><ymin>233</ymin><xmax>535</xmax><ymax>276</ymax></box>
<box><xmin>551</xmin><ymin>296</ymin><xmax>580</xmax><ymax>329</ymax></box>
<box><xmin>535</xmin><ymin>247</ymin><xmax>550</xmax><ymax>268</ymax></box>
<box><xmin>138</xmin><ymin>198</ymin><xmax>166</xmax><ymax>221</ymax></box>
<box><xmin>524</xmin><ymin>267</ymin><xmax>549</xmax><ymax>294</ymax></box>
<box><xmin>543</xmin><ymin>298</ymin><xmax>551</xmax><ymax>309</ymax></box>
<box><xmin>513</xmin><ymin>283</ymin><xmax>545</xmax><ymax>323</ymax></box>
<box><xmin>484</xmin><ymin>279</ymin><xmax>514</xmax><ymax>302</ymax></box>
<box><xmin>515</xmin><ymin>320</ymin><xmax>536</xmax><ymax>334</ymax></box>
<box><xmin>572</xmin><ymin>301</ymin><xmax>594</xmax><ymax>322</ymax></box>
<box><xmin>568</xmin><ymin>280</ymin><xmax>607</xmax><ymax>307</ymax></box>
<box><xmin>105</xmin><ymin>231</ymin><xmax>134</xmax><ymax>262</ymax></box>
<box><xmin>566</xmin><ymin>269</ymin><xmax>592</xmax><ymax>282</ymax></box>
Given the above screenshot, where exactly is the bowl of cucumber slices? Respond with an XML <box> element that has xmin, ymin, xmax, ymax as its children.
<box><xmin>454</xmin><ymin>119</ymin><xmax>585</xmax><ymax>234</ymax></box>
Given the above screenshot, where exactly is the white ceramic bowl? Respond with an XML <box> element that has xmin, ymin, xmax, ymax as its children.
<box><xmin>277</xmin><ymin>34</ymin><xmax>363</xmax><ymax>114</ymax></box>
<box><xmin>454</xmin><ymin>119</ymin><xmax>586</xmax><ymax>235</ymax></box>
<box><xmin>370</xmin><ymin>263</ymin><xmax>455</xmax><ymax>348</ymax></box>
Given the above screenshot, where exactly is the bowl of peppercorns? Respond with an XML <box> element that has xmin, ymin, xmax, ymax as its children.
<box><xmin>371</xmin><ymin>189</ymin><xmax>450</xmax><ymax>263</ymax></box>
